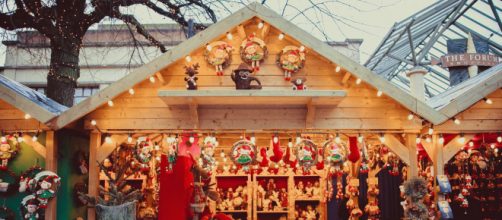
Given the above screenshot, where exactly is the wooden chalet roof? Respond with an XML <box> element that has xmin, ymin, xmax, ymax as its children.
<box><xmin>51</xmin><ymin>2</ymin><xmax>449</xmax><ymax>130</ymax></box>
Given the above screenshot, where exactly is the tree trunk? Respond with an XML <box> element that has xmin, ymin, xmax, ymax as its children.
<box><xmin>46</xmin><ymin>37</ymin><xmax>82</xmax><ymax>107</ymax></box>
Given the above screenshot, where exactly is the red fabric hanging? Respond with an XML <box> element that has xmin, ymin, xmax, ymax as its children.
<box><xmin>158</xmin><ymin>155</ymin><xmax>194</xmax><ymax>220</ymax></box>
<box><xmin>347</xmin><ymin>136</ymin><xmax>360</xmax><ymax>163</ymax></box>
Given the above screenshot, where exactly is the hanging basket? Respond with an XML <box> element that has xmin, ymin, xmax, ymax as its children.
<box><xmin>95</xmin><ymin>201</ymin><xmax>137</xmax><ymax>220</ymax></box>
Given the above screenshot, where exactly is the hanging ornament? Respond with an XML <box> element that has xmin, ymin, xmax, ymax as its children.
<box><xmin>165</xmin><ymin>135</ymin><xmax>178</xmax><ymax>173</ymax></box>
<box><xmin>269</xmin><ymin>135</ymin><xmax>284</xmax><ymax>163</ymax></box>
<box><xmin>230</xmin><ymin>140</ymin><xmax>257</xmax><ymax>171</ymax></box>
<box><xmin>240</xmin><ymin>33</ymin><xmax>267</xmax><ymax>72</ymax></box>
<box><xmin>18</xmin><ymin>166</ymin><xmax>43</xmax><ymax>193</ymax></box>
<box><xmin>32</xmin><ymin>171</ymin><xmax>61</xmax><ymax>208</ymax></box>
<box><xmin>257</xmin><ymin>147</ymin><xmax>269</xmax><ymax>168</ymax></box>
<box><xmin>201</xmin><ymin>135</ymin><xmax>217</xmax><ymax>171</ymax></box>
<box><xmin>0</xmin><ymin>136</ymin><xmax>20</xmax><ymax>170</ymax></box>
<box><xmin>0</xmin><ymin>168</ymin><xmax>17</xmax><ymax>196</ymax></box>
<box><xmin>277</xmin><ymin>45</ymin><xmax>306</xmax><ymax>81</ymax></box>
<box><xmin>136</xmin><ymin>139</ymin><xmax>153</xmax><ymax>173</ymax></box>
<box><xmin>295</xmin><ymin>138</ymin><xmax>317</xmax><ymax>170</ymax></box>
<box><xmin>21</xmin><ymin>195</ymin><xmax>40</xmax><ymax>220</ymax></box>
<box><xmin>323</xmin><ymin>139</ymin><xmax>347</xmax><ymax>168</ymax></box>
<box><xmin>205</xmin><ymin>41</ymin><xmax>233</xmax><ymax>76</ymax></box>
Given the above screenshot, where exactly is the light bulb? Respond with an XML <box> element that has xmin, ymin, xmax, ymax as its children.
<box><xmin>426</xmin><ymin>137</ymin><xmax>431</xmax><ymax>143</ymax></box>
<box><xmin>232</xmin><ymin>165</ymin><xmax>237</xmax><ymax>170</ymax></box>
<box><xmin>453</xmin><ymin>118</ymin><xmax>460</xmax><ymax>125</ymax></box>
<box><xmin>273</xmin><ymin>136</ymin><xmax>279</xmax><ymax>144</ymax></box>
<box><xmin>288</xmin><ymin>141</ymin><xmax>293</xmax><ymax>148</ymax></box>
<box><xmin>278</xmin><ymin>33</ymin><xmax>284</xmax><ymax>40</ymax></box>
<box><xmin>250</xmin><ymin>136</ymin><xmax>256</xmax><ymax>144</ymax></box>
<box><xmin>484</xmin><ymin>98</ymin><xmax>493</xmax><ymax>104</ymax></box>
<box><xmin>497</xmin><ymin>134</ymin><xmax>502</xmax><ymax>143</ymax></box>
<box><xmin>129</xmin><ymin>88</ymin><xmax>135</xmax><ymax>95</ymax></box>
<box><xmin>105</xmin><ymin>136</ymin><xmax>112</xmax><ymax>144</ymax></box>
<box><xmin>439</xmin><ymin>135</ymin><xmax>444</xmax><ymax>144</ymax></box>
<box><xmin>156</xmin><ymin>156</ymin><xmax>161</xmax><ymax>161</ymax></box>
<box><xmin>206</xmin><ymin>44</ymin><xmax>212</xmax><ymax>51</ymax></box>
<box><xmin>490</xmin><ymin>144</ymin><xmax>495</xmax><ymax>149</ymax></box>
<box><xmin>428</xmin><ymin>127</ymin><xmax>434</xmax><ymax>135</ymax></box>
<box><xmin>226</xmin><ymin>32</ymin><xmax>233</xmax><ymax>40</ymax></box>
<box><xmin>17</xmin><ymin>136</ymin><xmax>23</xmax><ymax>143</ymax></box>
<box><xmin>469</xmin><ymin>141</ymin><xmax>474</xmax><ymax>147</ymax></box>
<box><xmin>220</xmin><ymin>151</ymin><xmax>225</xmax><ymax>158</ymax></box>
<box><xmin>32</xmin><ymin>135</ymin><xmax>38</xmax><ymax>142</ymax></box>
<box><xmin>296</xmin><ymin>136</ymin><xmax>302</xmax><ymax>144</ymax></box>
<box><xmin>377</xmin><ymin>90</ymin><xmax>383</xmax><ymax>97</ymax></box>
<box><xmin>91</xmin><ymin>120</ymin><xmax>97</xmax><ymax>126</ymax></box>
<box><xmin>458</xmin><ymin>135</ymin><xmax>465</xmax><ymax>144</ymax></box>
<box><xmin>356</xmin><ymin>78</ymin><xmax>362</xmax><ymax>85</ymax></box>
<box><xmin>223</xmin><ymin>158</ymin><xmax>228</xmax><ymax>163</ymax></box>
<box><xmin>357</xmin><ymin>134</ymin><xmax>363</xmax><ymax>143</ymax></box>
<box><xmin>335</xmin><ymin>66</ymin><xmax>341</xmax><ymax>73</ymax></box>
<box><xmin>149</xmin><ymin>76</ymin><xmax>156</xmax><ymax>83</ymax></box>
<box><xmin>335</xmin><ymin>133</ymin><xmax>341</xmax><ymax>144</ymax></box>
<box><xmin>185</xmin><ymin>56</ymin><xmax>192</xmax><ymax>62</ymax></box>
<box><xmin>24</xmin><ymin>114</ymin><xmax>31</xmax><ymax>120</ymax></box>
<box><xmin>127</xmin><ymin>135</ymin><xmax>133</xmax><ymax>143</ymax></box>
<box><xmin>379</xmin><ymin>134</ymin><xmax>385</xmax><ymax>143</ymax></box>
<box><xmin>407</xmin><ymin>113</ymin><xmax>414</xmax><ymax>120</ymax></box>
<box><xmin>189</xmin><ymin>136</ymin><xmax>195</xmax><ymax>144</ymax></box>
<box><xmin>299</xmin><ymin>46</ymin><xmax>305</xmax><ymax>52</ymax></box>
<box><xmin>258</xmin><ymin>21</ymin><xmax>264</xmax><ymax>29</ymax></box>
<box><xmin>0</xmin><ymin>136</ymin><xmax>5</xmax><ymax>142</ymax></box>
<box><xmin>415</xmin><ymin>136</ymin><xmax>421</xmax><ymax>144</ymax></box>
<box><xmin>155</xmin><ymin>145</ymin><xmax>160</xmax><ymax>151</ymax></box>
<box><xmin>107</xmin><ymin>100</ymin><xmax>114</xmax><ymax>107</ymax></box>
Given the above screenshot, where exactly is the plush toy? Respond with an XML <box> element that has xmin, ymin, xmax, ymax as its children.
<box><xmin>231</xmin><ymin>64</ymin><xmax>262</xmax><ymax>90</ymax></box>
<box><xmin>291</xmin><ymin>77</ymin><xmax>307</xmax><ymax>90</ymax></box>
<box><xmin>22</xmin><ymin>196</ymin><xmax>40</xmax><ymax>220</ymax></box>
<box><xmin>36</xmin><ymin>175</ymin><xmax>59</xmax><ymax>208</ymax></box>
<box><xmin>278</xmin><ymin>45</ymin><xmax>306</xmax><ymax>80</ymax></box>
<box><xmin>184</xmin><ymin>63</ymin><xmax>200</xmax><ymax>90</ymax></box>
<box><xmin>296</xmin><ymin>139</ymin><xmax>317</xmax><ymax>170</ymax></box>
<box><xmin>0</xmin><ymin>140</ymin><xmax>15</xmax><ymax>169</ymax></box>
<box><xmin>205</xmin><ymin>41</ymin><xmax>233</xmax><ymax>76</ymax></box>
<box><xmin>240</xmin><ymin>33</ymin><xmax>267</xmax><ymax>72</ymax></box>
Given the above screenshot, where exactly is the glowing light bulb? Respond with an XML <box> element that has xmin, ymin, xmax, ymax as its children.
<box><xmin>335</xmin><ymin>66</ymin><xmax>341</xmax><ymax>73</ymax></box>
<box><xmin>296</xmin><ymin>136</ymin><xmax>302</xmax><ymax>144</ymax></box>
<box><xmin>91</xmin><ymin>120</ymin><xmax>97</xmax><ymax>126</ymax></box>
<box><xmin>497</xmin><ymin>134</ymin><xmax>502</xmax><ymax>143</ymax></box>
<box><xmin>129</xmin><ymin>88</ymin><xmax>135</xmax><ymax>95</ymax></box>
<box><xmin>377</xmin><ymin>90</ymin><xmax>383</xmax><ymax>97</ymax></box>
<box><xmin>226</xmin><ymin>32</ymin><xmax>233</xmax><ymax>40</ymax></box>
<box><xmin>428</xmin><ymin>127</ymin><xmax>434</xmax><ymax>135</ymax></box>
<box><xmin>439</xmin><ymin>135</ymin><xmax>444</xmax><ymax>144</ymax></box>
<box><xmin>335</xmin><ymin>133</ymin><xmax>341</xmax><ymax>144</ymax></box>
<box><xmin>458</xmin><ymin>135</ymin><xmax>465</xmax><ymax>144</ymax></box>
<box><xmin>490</xmin><ymin>144</ymin><xmax>495</xmax><ymax>149</ymax></box>
<box><xmin>299</xmin><ymin>46</ymin><xmax>305</xmax><ymax>52</ymax></box>
<box><xmin>206</xmin><ymin>44</ymin><xmax>212</xmax><ymax>51</ymax></box>
<box><xmin>250</xmin><ymin>136</ymin><xmax>256</xmax><ymax>144</ymax></box>
<box><xmin>107</xmin><ymin>100</ymin><xmax>114</xmax><ymax>107</ymax></box>
<box><xmin>356</xmin><ymin>78</ymin><xmax>362</xmax><ymax>85</ymax></box>
<box><xmin>258</xmin><ymin>21</ymin><xmax>264</xmax><ymax>29</ymax></box>
<box><xmin>155</xmin><ymin>145</ymin><xmax>160</xmax><ymax>151</ymax></box>
<box><xmin>105</xmin><ymin>136</ymin><xmax>112</xmax><ymax>144</ymax></box>
<box><xmin>0</xmin><ymin>136</ymin><xmax>5</xmax><ymax>142</ymax></box>
<box><xmin>273</xmin><ymin>136</ymin><xmax>279</xmax><ymax>144</ymax></box>
<box><xmin>379</xmin><ymin>134</ymin><xmax>385</xmax><ymax>143</ymax></box>
<box><xmin>220</xmin><ymin>151</ymin><xmax>225</xmax><ymax>158</ymax></box>
<box><xmin>426</xmin><ymin>137</ymin><xmax>431</xmax><ymax>143</ymax></box>
<box><xmin>127</xmin><ymin>135</ymin><xmax>133</xmax><ymax>143</ymax></box>
<box><xmin>17</xmin><ymin>136</ymin><xmax>23</xmax><ymax>143</ymax></box>
<box><xmin>32</xmin><ymin>135</ymin><xmax>38</xmax><ymax>142</ymax></box>
<box><xmin>469</xmin><ymin>141</ymin><xmax>474</xmax><ymax>147</ymax></box>
<box><xmin>453</xmin><ymin>118</ymin><xmax>460</xmax><ymax>125</ymax></box>
<box><xmin>185</xmin><ymin>56</ymin><xmax>192</xmax><ymax>62</ymax></box>
<box><xmin>407</xmin><ymin>113</ymin><xmax>414</xmax><ymax>120</ymax></box>
<box><xmin>278</xmin><ymin>33</ymin><xmax>285</xmax><ymax>40</ymax></box>
<box><xmin>149</xmin><ymin>76</ymin><xmax>156</xmax><ymax>83</ymax></box>
<box><xmin>189</xmin><ymin>136</ymin><xmax>195</xmax><ymax>144</ymax></box>
<box><xmin>357</xmin><ymin>134</ymin><xmax>363</xmax><ymax>143</ymax></box>
<box><xmin>484</xmin><ymin>98</ymin><xmax>493</xmax><ymax>104</ymax></box>
<box><xmin>223</xmin><ymin>158</ymin><xmax>228</xmax><ymax>163</ymax></box>
<box><xmin>288</xmin><ymin>141</ymin><xmax>293</xmax><ymax>148</ymax></box>
<box><xmin>415</xmin><ymin>135</ymin><xmax>421</xmax><ymax>144</ymax></box>
<box><xmin>24</xmin><ymin>114</ymin><xmax>31</xmax><ymax>120</ymax></box>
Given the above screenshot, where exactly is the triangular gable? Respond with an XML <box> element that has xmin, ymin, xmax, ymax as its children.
<box><xmin>53</xmin><ymin>2</ymin><xmax>447</xmax><ymax>129</ymax></box>
<box><xmin>429</xmin><ymin>63</ymin><xmax>502</xmax><ymax>121</ymax></box>
<box><xmin>0</xmin><ymin>74</ymin><xmax>67</xmax><ymax>124</ymax></box>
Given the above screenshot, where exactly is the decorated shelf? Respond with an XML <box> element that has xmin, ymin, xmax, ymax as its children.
<box><xmin>157</xmin><ymin>90</ymin><xmax>346</xmax><ymax>105</ymax></box>
<box><xmin>256</xmin><ymin>210</ymin><xmax>289</xmax><ymax>214</ymax></box>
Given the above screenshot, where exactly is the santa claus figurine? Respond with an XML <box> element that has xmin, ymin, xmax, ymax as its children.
<box><xmin>291</xmin><ymin>77</ymin><xmax>307</xmax><ymax>90</ymax></box>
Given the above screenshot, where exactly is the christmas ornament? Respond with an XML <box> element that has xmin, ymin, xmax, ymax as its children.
<box><xmin>201</xmin><ymin>135</ymin><xmax>217</xmax><ymax>171</ymax></box>
<box><xmin>0</xmin><ymin>136</ymin><xmax>20</xmax><ymax>169</ymax></box>
<box><xmin>278</xmin><ymin>45</ymin><xmax>306</xmax><ymax>80</ymax></box>
<box><xmin>0</xmin><ymin>168</ymin><xmax>18</xmax><ymax>196</ymax></box>
<box><xmin>257</xmin><ymin>147</ymin><xmax>269</xmax><ymax>168</ymax></box>
<box><xmin>136</xmin><ymin>139</ymin><xmax>153</xmax><ymax>173</ymax></box>
<box><xmin>231</xmin><ymin>64</ymin><xmax>262</xmax><ymax>90</ymax></box>
<box><xmin>269</xmin><ymin>135</ymin><xmax>284</xmax><ymax>163</ymax></box>
<box><xmin>33</xmin><ymin>171</ymin><xmax>61</xmax><ymax>208</ymax></box>
<box><xmin>184</xmin><ymin>63</ymin><xmax>200</xmax><ymax>90</ymax></box>
<box><xmin>291</xmin><ymin>77</ymin><xmax>307</xmax><ymax>90</ymax></box>
<box><xmin>295</xmin><ymin>138</ymin><xmax>317</xmax><ymax>170</ymax></box>
<box><xmin>165</xmin><ymin>135</ymin><xmax>178</xmax><ymax>173</ymax></box>
<box><xmin>240</xmin><ymin>33</ymin><xmax>267</xmax><ymax>72</ymax></box>
<box><xmin>205</xmin><ymin>41</ymin><xmax>233</xmax><ymax>76</ymax></box>
<box><xmin>19</xmin><ymin>166</ymin><xmax>43</xmax><ymax>193</ymax></box>
<box><xmin>230</xmin><ymin>140</ymin><xmax>257</xmax><ymax>170</ymax></box>
<box><xmin>21</xmin><ymin>195</ymin><xmax>40</xmax><ymax>220</ymax></box>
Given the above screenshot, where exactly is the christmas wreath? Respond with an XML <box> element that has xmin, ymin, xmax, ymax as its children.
<box><xmin>295</xmin><ymin>138</ymin><xmax>317</xmax><ymax>170</ymax></box>
<box><xmin>240</xmin><ymin>33</ymin><xmax>267</xmax><ymax>72</ymax></box>
<box><xmin>230</xmin><ymin>140</ymin><xmax>257</xmax><ymax>169</ymax></box>
<box><xmin>205</xmin><ymin>41</ymin><xmax>233</xmax><ymax>76</ymax></box>
<box><xmin>277</xmin><ymin>45</ymin><xmax>306</xmax><ymax>81</ymax></box>
<box><xmin>0</xmin><ymin>135</ymin><xmax>21</xmax><ymax>170</ymax></box>
<box><xmin>0</xmin><ymin>168</ymin><xmax>18</xmax><ymax>197</ymax></box>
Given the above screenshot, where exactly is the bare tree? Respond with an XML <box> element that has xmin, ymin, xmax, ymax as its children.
<box><xmin>0</xmin><ymin>0</ymin><xmax>395</xmax><ymax>106</ymax></box>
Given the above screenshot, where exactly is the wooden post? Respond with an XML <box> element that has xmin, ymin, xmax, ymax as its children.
<box><xmin>431</xmin><ymin>134</ymin><xmax>445</xmax><ymax>201</ymax></box>
<box><xmin>406</xmin><ymin>134</ymin><xmax>418</xmax><ymax>179</ymax></box>
<box><xmin>88</xmin><ymin>132</ymin><xmax>101</xmax><ymax>220</ymax></box>
<box><xmin>45</xmin><ymin>131</ymin><xmax>57</xmax><ymax>220</ymax></box>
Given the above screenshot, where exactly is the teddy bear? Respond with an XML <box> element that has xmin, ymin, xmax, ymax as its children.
<box><xmin>184</xmin><ymin>63</ymin><xmax>200</xmax><ymax>90</ymax></box>
<box><xmin>231</xmin><ymin>64</ymin><xmax>262</xmax><ymax>90</ymax></box>
<box><xmin>291</xmin><ymin>77</ymin><xmax>307</xmax><ymax>90</ymax></box>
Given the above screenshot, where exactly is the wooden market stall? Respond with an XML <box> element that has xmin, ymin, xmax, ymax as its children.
<box><xmin>0</xmin><ymin>74</ymin><xmax>67</xmax><ymax>219</ymax></box>
<box><xmin>48</xmin><ymin>3</ymin><xmax>500</xmax><ymax>220</ymax></box>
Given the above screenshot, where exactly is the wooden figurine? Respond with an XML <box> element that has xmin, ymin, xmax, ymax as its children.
<box><xmin>292</xmin><ymin>77</ymin><xmax>307</xmax><ymax>90</ymax></box>
<box><xmin>184</xmin><ymin>63</ymin><xmax>200</xmax><ymax>90</ymax></box>
<box><xmin>231</xmin><ymin>64</ymin><xmax>262</xmax><ymax>89</ymax></box>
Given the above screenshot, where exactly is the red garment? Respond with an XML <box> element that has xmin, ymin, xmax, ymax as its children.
<box><xmin>158</xmin><ymin>155</ymin><xmax>194</xmax><ymax>220</ymax></box>
<box><xmin>347</xmin><ymin>136</ymin><xmax>360</xmax><ymax>163</ymax></box>
<box><xmin>269</xmin><ymin>136</ymin><xmax>284</xmax><ymax>163</ymax></box>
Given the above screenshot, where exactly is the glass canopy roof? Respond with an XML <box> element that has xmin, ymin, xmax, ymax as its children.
<box><xmin>364</xmin><ymin>0</ymin><xmax>501</xmax><ymax>98</ymax></box>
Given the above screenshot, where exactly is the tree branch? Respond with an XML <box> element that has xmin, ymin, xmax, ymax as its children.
<box><xmin>0</xmin><ymin>9</ymin><xmax>35</xmax><ymax>30</ymax></box>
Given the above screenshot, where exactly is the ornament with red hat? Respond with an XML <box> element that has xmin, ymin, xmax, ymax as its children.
<box><xmin>0</xmin><ymin>136</ymin><xmax>17</xmax><ymax>169</ymax></box>
<box><xmin>35</xmin><ymin>174</ymin><xmax>60</xmax><ymax>208</ymax></box>
<box><xmin>296</xmin><ymin>138</ymin><xmax>317</xmax><ymax>170</ymax></box>
<box><xmin>21</xmin><ymin>195</ymin><xmax>40</xmax><ymax>220</ymax></box>
<box><xmin>240</xmin><ymin>33</ymin><xmax>267</xmax><ymax>72</ymax></box>
<box><xmin>231</xmin><ymin>139</ymin><xmax>256</xmax><ymax>170</ymax></box>
<box><xmin>205</xmin><ymin>41</ymin><xmax>233</xmax><ymax>76</ymax></box>
<box><xmin>269</xmin><ymin>134</ymin><xmax>284</xmax><ymax>163</ymax></box>
<box><xmin>278</xmin><ymin>45</ymin><xmax>306</xmax><ymax>80</ymax></box>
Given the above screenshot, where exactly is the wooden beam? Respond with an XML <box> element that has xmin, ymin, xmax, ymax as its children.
<box><xmin>406</xmin><ymin>134</ymin><xmax>418</xmax><ymax>179</ymax></box>
<box><xmin>88</xmin><ymin>132</ymin><xmax>101</xmax><ymax>220</ymax></box>
<box><xmin>420</xmin><ymin>139</ymin><xmax>434</xmax><ymax>162</ymax></box>
<box><xmin>237</xmin><ymin>25</ymin><xmax>247</xmax><ymax>39</ymax></box>
<box><xmin>260</xmin><ymin>23</ymin><xmax>271</xmax><ymax>41</ymax></box>
<box><xmin>97</xmin><ymin>134</ymin><xmax>128</xmax><ymax>162</ymax></box>
<box><xmin>305</xmin><ymin>99</ymin><xmax>316</xmax><ymax>129</ymax></box>
<box><xmin>22</xmin><ymin>135</ymin><xmax>46</xmax><ymax>158</ymax></box>
<box><xmin>0</xmin><ymin>84</ymin><xmax>58</xmax><ymax>124</ymax></box>
<box><xmin>44</xmin><ymin>131</ymin><xmax>57</xmax><ymax>220</ymax></box>
<box><xmin>341</xmin><ymin>72</ymin><xmax>351</xmax><ymax>85</ymax></box>
<box><xmin>443</xmin><ymin>134</ymin><xmax>474</xmax><ymax>163</ymax></box>
<box><xmin>189</xmin><ymin>98</ymin><xmax>200</xmax><ymax>129</ymax></box>
<box><xmin>383</xmin><ymin>134</ymin><xmax>410</xmax><ymax>165</ymax></box>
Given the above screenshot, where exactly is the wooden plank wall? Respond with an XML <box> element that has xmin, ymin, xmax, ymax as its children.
<box><xmin>436</xmin><ymin>89</ymin><xmax>502</xmax><ymax>132</ymax></box>
<box><xmin>83</xmin><ymin>18</ymin><xmax>421</xmax><ymax>131</ymax></box>
<box><xmin>0</xmin><ymin>100</ymin><xmax>48</xmax><ymax>130</ymax></box>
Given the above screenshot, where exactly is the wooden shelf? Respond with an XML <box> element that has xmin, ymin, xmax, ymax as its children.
<box><xmin>157</xmin><ymin>90</ymin><xmax>346</xmax><ymax>106</ymax></box>
<box><xmin>216</xmin><ymin>174</ymin><xmax>250</xmax><ymax>177</ymax></box>
<box><xmin>295</xmin><ymin>198</ymin><xmax>321</xmax><ymax>202</ymax></box>
<box><xmin>257</xmin><ymin>210</ymin><xmax>289</xmax><ymax>214</ymax></box>
<box><xmin>218</xmin><ymin>210</ymin><xmax>248</xmax><ymax>213</ymax></box>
